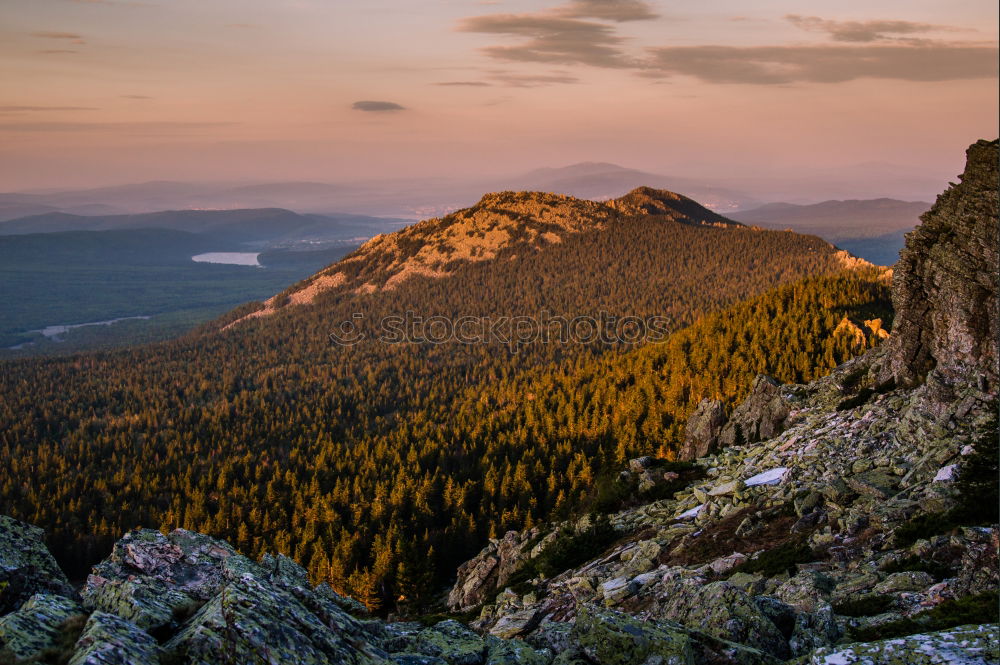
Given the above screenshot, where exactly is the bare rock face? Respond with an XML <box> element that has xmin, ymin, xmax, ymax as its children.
<box><xmin>680</xmin><ymin>399</ymin><xmax>727</xmax><ymax>461</ymax></box>
<box><xmin>718</xmin><ymin>375</ymin><xmax>791</xmax><ymax>449</ymax></box>
<box><xmin>881</xmin><ymin>139</ymin><xmax>999</xmax><ymax>392</ymax></box>
<box><xmin>447</xmin><ymin>530</ymin><xmax>540</xmax><ymax>612</ymax></box>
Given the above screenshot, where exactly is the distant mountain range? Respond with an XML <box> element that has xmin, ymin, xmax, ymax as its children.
<box><xmin>729</xmin><ymin>198</ymin><xmax>929</xmax><ymax>265</ymax></box>
<box><xmin>0</xmin><ymin>208</ymin><xmax>408</xmax><ymax>248</ymax></box>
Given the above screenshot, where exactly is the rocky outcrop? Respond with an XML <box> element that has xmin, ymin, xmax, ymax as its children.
<box><xmin>718</xmin><ymin>375</ymin><xmax>792</xmax><ymax>449</ymax></box>
<box><xmin>0</xmin><ymin>515</ymin><xmax>75</xmax><ymax>615</ymax></box>
<box><xmin>680</xmin><ymin>399</ymin><xmax>727</xmax><ymax>461</ymax></box>
<box><xmin>792</xmin><ymin>623</ymin><xmax>999</xmax><ymax>665</ymax></box>
<box><xmin>881</xmin><ymin>138</ymin><xmax>999</xmax><ymax>392</ymax></box>
<box><xmin>448</xmin><ymin>529</ymin><xmax>550</xmax><ymax>612</ymax></box>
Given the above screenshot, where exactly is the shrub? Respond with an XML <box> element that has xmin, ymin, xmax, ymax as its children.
<box><xmin>849</xmin><ymin>590</ymin><xmax>1000</xmax><ymax>641</ymax></box>
<box><xmin>734</xmin><ymin>539</ymin><xmax>815</xmax><ymax>577</ymax></box>
<box><xmin>833</xmin><ymin>594</ymin><xmax>896</xmax><ymax>617</ymax></box>
<box><xmin>881</xmin><ymin>555</ymin><xmax>954</xmax><ymax>581</ymax></box>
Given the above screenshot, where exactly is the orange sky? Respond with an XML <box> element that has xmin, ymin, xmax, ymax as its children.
<box><xmin>1</xmin><ymin>0</ymin><xmax>997</xmax><ymax>191</ymax></box>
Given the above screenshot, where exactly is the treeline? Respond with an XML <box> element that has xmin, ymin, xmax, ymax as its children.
<box><xmin>0</xmin><ymin>214</ymin><xmax>883</xmax><ymax>612</ymax></box>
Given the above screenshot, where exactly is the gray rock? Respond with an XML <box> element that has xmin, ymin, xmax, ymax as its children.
<box><xmin>0</xmin><ymin>515</ymin><xmax>74</xmax><ymax>614</ymax></box>
<box><xmin>681</xmin><ymin>399</ymin><xmax>727</xmax><ymax>461</ymax></box>
<box><xmin>794</xmin><ymin>623</ymin><xmax>999</xmax><ymax>664</ymax></box>
<box><xmin>0</xmin><ymin>593</ymin><xmax>82</xmax><ymax>659</ymax></box>
<box><xmin>718</xmin><ymin>376</ymin><xmax>791</xmax><ymax>448</ymax></box>
<box><xmin>67</xmin><ymin>612</ymin><xmax>161</xmax><ymax>665</ymax></box>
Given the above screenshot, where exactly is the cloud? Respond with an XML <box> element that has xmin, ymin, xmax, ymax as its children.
<box><xmin>644</xmin><ymin>43</ymin><xmax>1000</xmax><ymax>85</ymax></box>
<box><xmin>0</xmin><ymin>106</ymin><xmax>98</xmax><ymax>113</ymax></box>
<box><xmin>456</xmin><ymin>0</ymin><xmax>657</xmax><ymax>68</ymax></box>
<box><xmin>435</xmin><ymin>81</ymin><xmax>492</xmax><ymax>87</ymax></box>
<box><xmin>488</xmin><ymin>71</ymin><xmax>580</xmax><ymax>86</ymax></box>
<box><xmin>351</xmin><ymin>100</ymin><xmax>406</xmax><ymax>112</ymax></box>
<box><xmin>31</xmin><ymin>31</ymin><xmax>86</xmax><ymax>44</ymax></box>
<box><xmin>786</xmin><ymin>15</ymin><xmax>956</xmax><ymax>43</ymax></box>
<box><xmin>121</xmin><ymin>95</ymin><xmax>152</xmax><ymax>99</ymax></box>
<box><xmin>458</xmin><ymin>14</ymin><xmax>633</xmax><ymax>68</ymax></box>
<box><xmin>37</xmin><ymin>49</ymin><xmax>80</xmax><ymax>54</ymax></box>
<box><xmin>555</xmin><ymin>0</ymin><xmax>657</xmax><ymax>22</ymax></box>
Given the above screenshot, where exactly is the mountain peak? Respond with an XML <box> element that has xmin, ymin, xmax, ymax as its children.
<box><xmin>610</xmin><ymin>187</ymin><xmax>742</xmax><ymax>227</ymax></box>
<box><xmin>224</xmin><ymin>187</ymin><xmax>749</xmax><ymax>327</ymax></box>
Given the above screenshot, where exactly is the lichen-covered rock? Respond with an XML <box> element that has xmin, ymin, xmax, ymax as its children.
<box><xmin>387</xmin><ymin>619</ymin><xmax>487</xmax><ymax>665</ymax></box>
<box><xmin>571</xmin><ymin>605</ymin><xmax>779</xmax><ymax>665</ymax></box>
<box><xmin>81</xmin><ymin>528</ymin><xmax>238</xmax><ymax>631</ymax></box>
<box><xmin>681</xmin><ymin>399</ymin><xmax>727</xmax><ymax>461</ymax></box>
<box><xmin>0</xmin><ymin>593</ymin><xmax>82</xmax><ymax>659</ymax></box>
<box><xmin>718</xmin><ymin>375</ymin><xmax>791</xmax><ymax>448</ymax></box>
<box><xmin>793</xmin><ymin>623</ymin><xmax>999</xmax><ymax>664</ymax></box>
<box><xmin>484</xmin><ymin>635</ymin><xmax>552</xmax><ymax>665</ymax></box>
<box><xmin>66</xmin><ymin>611</ymin><xmax>161</xmax><ymax>665</ymax></box>
<box><xmin>880</xmin><ymin>138</ymin><xmax>999</xmax><ymax>393</ymax></box>
<box><xmin>449</xmin><ymin>530</ymin><xmax>541</xmax><ymax>612</ymax></box>
<box><xmin>652</xmin><ymin>581</ymin><xmax>791</xmax><ymax>658</ymax></box>
<box><xmin>0</xmin><ymin>515</ymin><xmax>74</xmax><ymax>614</ymax></box>
<box><xmin>162</xmin><ymin>574</ymin><xmax>392</xmax><ymax>665</ymax></box>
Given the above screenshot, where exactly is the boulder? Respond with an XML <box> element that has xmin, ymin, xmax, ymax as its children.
<box><xmin>449</xmin><ymin>531</ymin><xmax>539</xmax><ymax>612</ymax></box>
<box><xmin>680</xmin><ymin>399</ymin><xmax>727</xmax><ymax>461</ymax></box>
<box><xmin>67</xmin><ymin>611</ymin><xmax>161</xmax><ymax>665</ymax></box>
<box><xmin>652</xmin><ymin>581</ymin><xmax>792</xmax><ymax>659</ymax></box>
<box><xmin>0</xmin><ymin>515</ymin><xmax>75</xmax><ymax>614</ymax></box>
<box><xmin>162</xmin><ymin>572</ymin><xmax>391</xmax><ymax>665</ymax></box>
<box><xmin>0</xmin><ymin>593</ymin><xmax>82</xmax><ymax>659</ymax></box>
<box><xmin>81</xmin><ymin>528</ymin><xmax>238</xmax><ymax>631</ymax></box>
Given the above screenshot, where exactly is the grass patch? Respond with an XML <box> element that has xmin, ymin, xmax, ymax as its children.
<box><xmin>848</xmin><ymin>590</ymin><xmax>1000</xmax><ymax>642</ymax></box>
<box><xmin>833</xmin><ymin>594</ymin><xmax>896</xmax><ymax>617</ymax></box>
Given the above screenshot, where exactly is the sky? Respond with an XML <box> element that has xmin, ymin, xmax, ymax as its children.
<box><xmin>1</xmin><ymin>0</ymin><xmax>997</xmax><ymax>192</ymax></box>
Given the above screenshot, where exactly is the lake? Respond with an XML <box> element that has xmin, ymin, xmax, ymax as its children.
<box><xmin>191</xmin><ymin>252</ymin><xmax>262</xmax><ymax>266</ymax></box>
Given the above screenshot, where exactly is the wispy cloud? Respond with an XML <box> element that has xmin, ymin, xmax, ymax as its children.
<box><xmin>36</xmin><ymin>49</ymin><xmax>80</xmax><ymax>55</ymax></box>
<box><xmin>554</xmin><ymin>0</ymin><xmax>657</xmax><ymax>22</ymax></box>
<box><xmin>489</xmin><ymin>70</ymin><xmax>579</xmax><ymax>86</ymax></box>
<box><xmin>644</xmin><ymin>43</ymin><xmax>999</xmax><ymax>85</ymax></box>
<box><xmin>456</xmin><ymin>0</ymin><xmax>658</xmax><ymax>69</ymax></box>
<box><xmin>121</xmin><ymin>95</ymin><xmax>152</xmax><ymax>99</ymax></box>
<box><xmin>351</xmin><ymin>100</ymin><xmax>406</xmax><ymax>112</ymax></box>
<box><xmin>31</xmin><ymin>31</ymin><xmax>86</xmax><ymax>44</ymax></box>
<box><xmin>785</xmin><ymin>15</ymin><xmax>960</xmax><ymax>43</ymax></box>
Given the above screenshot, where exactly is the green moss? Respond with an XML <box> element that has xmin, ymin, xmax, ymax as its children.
<box><xmin>734</xmin><ymin>540</ymin><xmax>815</xmax><ymax>577</ymax></box>
<box><xmin>833</xmin><ymin>594</ymin><xmax>896</xmax><ymax>617</ymax></box>
<box><xmin>849</xmin><ymin>590</ymin><xmax>1000</xmax><ymax>641</ymax></box>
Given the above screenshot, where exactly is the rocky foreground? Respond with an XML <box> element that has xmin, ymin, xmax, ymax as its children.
<box><xmin>2</xmin><ymin>140</ymin><xmax>998</xmax><ymax>664</ymax></box>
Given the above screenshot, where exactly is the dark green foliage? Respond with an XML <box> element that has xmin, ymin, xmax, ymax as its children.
<box><xmin>881</xmin><ymin>555</ymin><xmax>954</xmax><ymax>581</ymax></box>
<box><xmin>894</xmin><ymin>513</ymin><xmax>958</xmax><ymax>547</ymax></box>
<box><xmin>833</xmin><ymin>594</ymin><xmax>897</xmax><ymax>617</ymax></box>
<box><xmin>532</xmin><ymin>515</ymin><xmax>620</xmax><ymax>578</ymax></box>
<box><xmin>848</xmin><ymin>591</ymin><xmax>1000</xmax><ymax>641</ymax></box>
<box><xmin>734</xmin><ymin>540</ymin><xmax>815</xmax><ymax>577</ymax></box>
